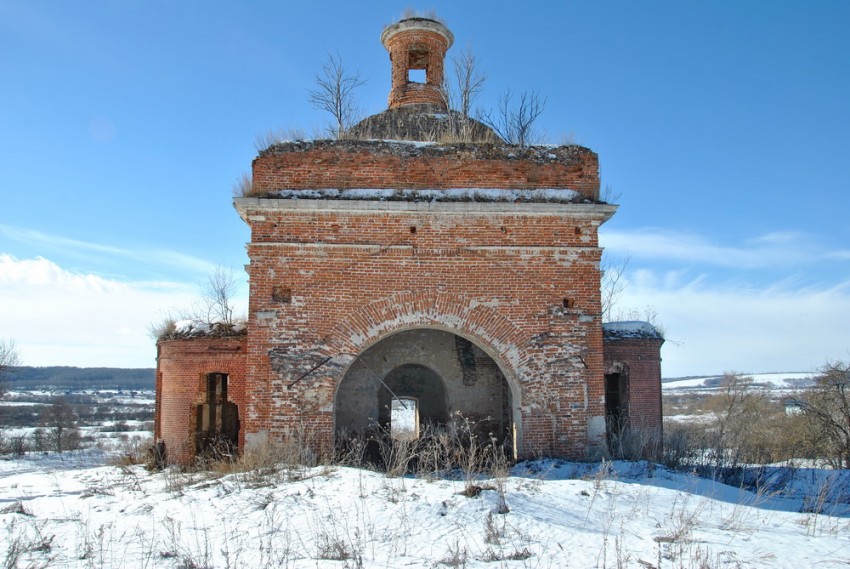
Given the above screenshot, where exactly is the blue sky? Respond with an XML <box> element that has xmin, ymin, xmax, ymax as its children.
<box><xmin>1</xmin><ymin>1</ymin><xmax>848</xmax><ymax>376</ymax></box>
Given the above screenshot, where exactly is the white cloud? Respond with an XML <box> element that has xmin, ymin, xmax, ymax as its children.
<box><xmin>0</xmin><ymin>254</ymin><xmax>125</xmax><ymax>293</ymax></box>
<box><xmin>601</xmin><ymin>227</ymin><xmax>850</xmax><ymax>375</ymax></box>
<box><xmin>617</xmin><ymin>271</ymin><xmax>850</xmax><ymax>377</ymax></box>
<box><xmin>601</xmin><ymin>228</ymin><xmax>848</xmax><ymax>269</ymax></box>
<box><xmin>0</xmin><ymin>254</ymin><xmax>245</xmax><ymax>368</ymax></box>
<box><xmin>0</xmin><ymin>224</ymin><xmax>217</xmax><ymax>276</ymax></box>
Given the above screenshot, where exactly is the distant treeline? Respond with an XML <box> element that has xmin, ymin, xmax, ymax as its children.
<box><xmin>5</xmin><ymin>367</ymin><xmax>155</xmax><ymax>391</ymax></box>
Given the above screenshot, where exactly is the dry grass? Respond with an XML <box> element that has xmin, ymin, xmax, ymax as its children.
<box><xmin>231</xmin><ymin>172</ymin><xmax>253</xmax><ymax>198</ymax></box>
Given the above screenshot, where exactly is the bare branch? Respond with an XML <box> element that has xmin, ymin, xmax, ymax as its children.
<box><xmin>798</xmin><ymin>361</ymin><xmax>850</xmax><ymax>468</ymax></box>
<box><xmin>150</xmin><ymin>267</ymin><xmax>245</xmax><ymax>340</ymax></box>
<box><xmin>601</xmin><ymin>254</ymin><xmax>630</xmax><ymax>322</ymax></box>
<box><xmin>601</xmin><ymin>184</ymin><xmax>622</xmax><ymax>204</ymax></box>
<box><xmin>437</xmin><ymin>46</ymin><xmax>487</xmax><ymax>143</ymax></box>
<box><xmin>0</xmin><ymin>338</ymin><xmax>21</xmax><ymax>399</ymax></box>
<box><xmin>0</xmin><ymin>338</ymin><xmax>20</xmax><ymax>374</ymax></box>
<box><xmin>41</xmin><ymin>396</ymin><xmax>81</xmax><ymax>452</ymax></box>
<box><xmin>513</xmin><ymin>90</ymin><xmax>546</xmax><ymax>147</ymax></box>
<box><xmin>479</xmin><ymin>89</ymin><xmax>547</xmax><ymax>147</ymax></box>
<box><xmin>203</xmin><ymin>266</ymin><xmax>237</xmax><ymax>326</ymax></box>
<box><xmin>479</xmin><ymin>89</ymin><xmax>513</xmax><ymax>144</ymax></box>
<box><xmin>451</xmin><ymin>46</ymin><xmax>486</xmax><ymax>119</ymax></box>
<box><xmin>308</xmin><ymin>52</ymin><xmax>367</xmax><ymax>139</ymax></box>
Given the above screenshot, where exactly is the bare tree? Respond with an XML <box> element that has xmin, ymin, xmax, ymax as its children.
<box><xmin>150</xmin><ymin>267</ymin><xmax>243</xmax><ymax>340</ymax></box>
<box><xmin>308</xmin><ymin>52</ymin><xmax>367</xmax><ymax>138</ymax></box>
<box><xmin>713</xmin><ymin>374</ymin><xmax>759</xmax><ymax>458</ymax></box>
<box><xmin>480</xmin><ymin>89</ymin><xmax>546</xmax><ymax>147</ymax></box>
<box><xmin>600</xmin><ymin>254</ymin><xmax>630</xmax><ymax>322</ymax></box>
<box><xmin>699</xmin><ymin>372</ymin><xmax>775</xmax><ymax>469</ymax></box>
<box><xmin>438</xmin><ymin>46</ymin><xmax>488</xmax><ymax>143</ymax></box>
<box><xmin>448</xmin><ymin>46</ymin><xmax>486</xmax><ymax>119</ymax></box>
<box><xmin>0</xmin><ymin>338</ymin><xmax>20</xmax><ymax>400</ymax></box>
<box><xmin>799</xmin><ymin>361</ymin><xmax>850</xmax><ymax>468</ymax></box>
<box><xmin>201</xmin><ymin>266</ymin><xmax>238</xmax><ymax>326</ymax></box>
<box><xmin>41</xmin><ymin>396</ymin><xmax>81</xmax><ymax>452</ymax></box>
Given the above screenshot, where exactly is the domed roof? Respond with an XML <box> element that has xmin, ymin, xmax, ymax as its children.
<box><xmin>348</xmin><ymin>104</ymin><xmax>499</xmax><ymax>143</ymax></box>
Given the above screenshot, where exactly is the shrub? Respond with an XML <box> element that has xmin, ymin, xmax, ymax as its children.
<box><xmin>797</xmin><ymin>361</ymin><xmax>850</xmax><ymax>468</ymax></box>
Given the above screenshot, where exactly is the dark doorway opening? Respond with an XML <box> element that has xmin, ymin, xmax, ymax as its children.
<box><xmin>195</xmin><ymin>372</ymin><xmax>239</xmax><ymax>459</ymax></box>
<box><xmin>605</xmin><ymin>372</ymin><xmax>629</xmax><ymax>451</ymax></box>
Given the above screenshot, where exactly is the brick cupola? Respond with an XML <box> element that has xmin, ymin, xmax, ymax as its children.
<box><xmin>349</xmin><ymin>15</ymin><xmax>496</xmax><ymax>142</ymax></box>
<box><xmin>381</xmin><ymin>17</ymin><xmax>453</xmax><ymax>109</ymax></box>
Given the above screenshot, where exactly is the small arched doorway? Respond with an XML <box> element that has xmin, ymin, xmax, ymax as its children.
<box><xmin>334</xmin><ymin>328</ymin><xmax>515</xmax><ymax>452</ymax></box>
<box><xmin>378</xmin><ymin>363</ymin><xmax>447</xmax><ymax>434</ymax></box>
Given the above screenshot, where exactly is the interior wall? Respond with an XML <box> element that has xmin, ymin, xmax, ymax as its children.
<box><xmin>334</xmin><ymin>328</ymin><xmax>510</xmax><ymax>438</ymax></box>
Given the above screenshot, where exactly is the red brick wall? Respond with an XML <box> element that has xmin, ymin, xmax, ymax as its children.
<box><xmin>251</xmin><ymin>141</ymin><xmax>600</xmax><ymax>200</ymax></box>
<box><xmin>603</xmin><ymin>337</ymin><xmax>664</xmax><ymax>433</ymax></box>
<box><xmin>238</xmin><ymin>201</ymin><xmax>613</xmax><ymax>459</ymax></box>
<box><xmin>155</xmin><ymin>336</ymin><xmax>247</xmax><ymax>465</ymax></box>
<box><xmin>159</xmin><ymin>134</ymin><xmax>611</xmax><ymax>461</ymax></box>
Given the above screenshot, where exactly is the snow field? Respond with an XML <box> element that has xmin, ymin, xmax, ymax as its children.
<box><xmin>1</xmin><ymin>454</ymin><xmax>848</xmax><ymax>568</ymax></box>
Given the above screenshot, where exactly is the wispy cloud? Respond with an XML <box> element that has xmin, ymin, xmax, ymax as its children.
<box><xmin>0</xmin><ymin>224</ymin><xmax>217</xmax><ymax>276</ymax></box>
<box><xmin>616</xmin><ymin>269</ymin><xmax>850</xmax><ymax>376</ymax></box>
<box><xmin>601</xmin><ymin>227</ymin><xmax>850</xmax><ymax>375</ymax></box>
<box><xmin>601</xmin><ymin>228</ymin><xmax>849</xmax><ymax>269</ymax></box>
<box><xmin>826</xmin><ymin>250</ymin><xmax>850</xmax><ymax>261</ymax></box>
<box><xmin>0</xmin><ymin>254</ymin><xmax>246</xmax><ymax>367</ymax></box>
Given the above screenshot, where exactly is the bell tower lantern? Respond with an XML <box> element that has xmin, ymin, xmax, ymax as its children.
<box><xmin>380</xmin><ymin>16</ymin><xmax>454</xmax><ymax>109</ymax></box>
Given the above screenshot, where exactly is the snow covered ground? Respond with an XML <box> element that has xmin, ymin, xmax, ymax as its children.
<box><xmin>0</xmin><ymin>388</ymin><xmax>154</xmax><ymax>452</ymax></box>
<box><xmin>663</xmin><ymin>372</ymin><xmax>815</xmax><ymax>393</ymax></box>
<box><xmin>0</xmin><ymin>389</ymin><xmax>155</xmax><ymax>407</ymax></box>
<box><xmin>1</xmin><ymin>451</ymin><xmax>848</xmax><ymax>568</ymax></box>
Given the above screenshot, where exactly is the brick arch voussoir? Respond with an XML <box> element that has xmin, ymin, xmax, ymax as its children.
<box><xmin>325</xmin><ymin>290</ymin><xmax>527</xmax><ymax>378</ymax></box>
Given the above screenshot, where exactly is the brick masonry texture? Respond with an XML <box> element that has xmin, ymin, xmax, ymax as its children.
<box><xmin>603</xmin><ymin>337</ymin><xmax>664</xmax><ymax>433</ymax></box>
<box><xmin>251</xmin><ymin>140</ymin><xmax>601</xmax><ymax>199</ymax></box>
<box><xmin>155</xmin><ymin>336</ymin><xmax>246</xmax><ymax>464</ymax></box>
<box><xmin>231</xmin><ymin>196</ymin><xmax>614</xmax><ymax>459</ymax></box>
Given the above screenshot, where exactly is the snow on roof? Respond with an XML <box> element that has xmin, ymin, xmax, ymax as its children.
<box><xmin>174</xmin><ymin>319</ymin><xmax>211</xmax><ymax>336</ymax></box>
<box><xmin>274</xmin><ymin>187</ymin><xmax>583</xmax><ymax>203</ymax></box>
<box><xmin>602</xmin><ymin>320</ymin><xmax>663</xmax><ymax>340</ymax></box>
<box><xmin>166</xmin><ymin>319</ymin><xmax>246</xmax><ymax>339</ymax></box>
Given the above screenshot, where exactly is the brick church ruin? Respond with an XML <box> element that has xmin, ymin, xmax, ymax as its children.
<box><xmin>154</xmin><ymin>15</ymin><xmax>664</xmax><ymax>465</ymax></box>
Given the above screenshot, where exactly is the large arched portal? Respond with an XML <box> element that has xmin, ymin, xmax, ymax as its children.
<box><xmin>334</xmin><ymin>328</ymin><xmax>515</xmax><ymax>451</ymax></box>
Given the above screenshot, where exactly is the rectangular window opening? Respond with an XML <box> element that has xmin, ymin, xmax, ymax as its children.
<box><xmin>207</xmin><ymin>373</ymin><xmax>228</xmax><ymax>404</ymax></box>
<box><xmin>408</xmin><ymin>68</ymin><xmax>426</xmax><ymax>83</ymax></box>
<box><xmin>390</xmin><ymin>397</ymin><xmax>419</xmax><ymax>440</ymax></box>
